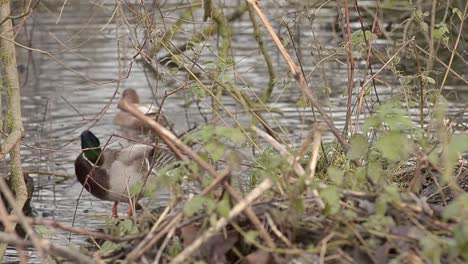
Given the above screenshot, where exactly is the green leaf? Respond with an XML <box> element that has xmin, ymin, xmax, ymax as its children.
<box><xmin>428</xmin><ymin>151</ymin><xmax>439</xmax><ymax>165</ymax></box>
<box><xmin>415</xmin><ymin>10</ymin><xmax>429</xmax><ymax>33</ymax></box>
<box><xmin>419</xmin><ymin>21</ymin><xmax>428</xmax><ymax>33</ymax></box>
<box><xmin>423</xmin><ymin>75</ymin><xmax>436</xmax><ymax>84</ymax></box>
<box><xmin>183</xmin><ymin>196</ymin><xmax>216</xmax><ymax>217</ymax></box>
<box><xmin>306</xmin><ymin>244</ymin><xmax>316</xmax><ymax>252</ymax></box>
<box><xmin>251</xmin><ymin>147</ymin><xmax>288</xmax><ymax>188</ymax></box>
<box><xmin>167</xmin><ymin>241</ymin><xmax>183</xmax><ymax>257</ymax></box>
<box><xmin>36</xmin><ymin>225</ymin><xmax>55</xmax><ymax>236</ymax></box>
<box><xmin>209</xmin><ymin>213</ymin><xmax>218</xmax><ymax>227</ymax></box>
<box><xmin>375</xmin><ymin>196</ymin><xmax>388</xmax><ymax>216</ymax></box>
<box><xmin>184</xmin><ymin>197</ymin><xmax>204</xmax><ymax>217</ymax></box>
<box><xmin>170</xmin><ymin>67</ymin><xmax>180</xmax><ymax>74</ymax></box>
<box><xmin>226</xmin><ymin>151</ymin><xmax>241</xmax><ymax>169</ymax></box>
<box><xmin>202</xmin><ymin>176</ymin><xmax>214</xmax><ymax>188</ymax></box>
<box><xmin>296</xmin><ymin>97</ymin><xmax>307</xmax><ymax>108</ymax></box>
<box><xmin>363</xmin><ymin>101</ymin><xmax>412</xmax><ymax>132</ymax></box>
<box><xmin>384</xmin><ymin>185</ymin><xmax>401</xmax><ymax>202</ymax></box>
<box><xmin>375</xmin><ymin>132</ymin><xmax>412</xmax><ymax>161</ymax></box>
<box><xmin>367</xmin><ymin>161</ymin><xmax>383</xmax><ymax>183</ymax></box>
<box><xmin>443</xmin><ymin>194</ymin><xmax>468</xmax><ymax>220</ymax></box>
<box><xmin>129</xmin><ymin>182</ymin><xmax>143</xmax><ymax>196</ymax></box>
<box><xmin>351</xmin><ymin>30</ymin><xmax>377</xmax><ymax>47</ymax></box>
<box><xmin>99</xmin><ymin>241</ymin><xmax>122</xmax><ymax>255</ymax></box>
<box><xmin>452</xmin><ymin>7</ymin><xmax>463</xmax><ymax>20</ymax></box>
<box><xmin>433</xmin><ymin>23</ymin><xmax>449</xmax><ymax>40</ymax></box>
<box><xmin>448</xmin><ymin>134</ymin><xmax>468</xmax><ymax>162</ymax></box>
<box><xmin>320</xmin><ymin>186</ymin><xmax>341</xmax><ymax>215</ymax></box>
<box><xmin>205</xmin><ymin>141</ymin><xmax>226</xmax><ymax>161</ymax></box>
<box><xmin>363</xmin><ymin>116</ymin><xmax>381</xmax><ymax>132</ymax></box>
<box><xmin>293</xmin><ymin>195</ymin><xmax>304</xmax><ymax>215</ymax></box>
<box><xmin>119</xmin><ymin>219</ymin><xmax>138</xmax><ymax>235</ymax></box>
<box><xmin>420</xmin><ymin>235</ymin><xmax>443</xmax><ymax>263</ymax></box>
<box><xmin>347</xmin><ymin>133</ymin><xmax>368</xmax><ymax>159</ymax></box>
<box><xmin>142</xmin><ymin>180</ymin><xmax>158</xmax><ymax>197</ymax></box>
<box><xmin>216</xmin><ymin>198</ymin><xmax>231</xmax><ymax>218</ymax></box>
<box><xmin>353</xmin><ymin>166</ymin><xmax>367</xmax><ymax>188</ymax></box>
<box><xmin>222</xmin><ymin>127</ymin><xmax>246</xmax><ymax>143</ymax></box>
<box><xmin>244</xmin><ymin>230</ymin><xmax>259</xmax><ymax>244</ymax></box>
<box><xmin>364</xmin><ymin>30</ymin><xmax>378</xmax><ymax>41</ymax></box>
<box><xmin>327</xmin><ymin>166</ymin><xmax>344</xmax><ymax>185</ymax></box>
<box><xmin>120</xmin><ymin>219</ymin><xmax>132</xmax><ymax>231</ymax></box>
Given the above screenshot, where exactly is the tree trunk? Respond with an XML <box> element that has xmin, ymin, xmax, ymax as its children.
<box><xmin>0</xmin><ymin>0</ymin><xmax>27</xmax><ymax>260</ymax></box>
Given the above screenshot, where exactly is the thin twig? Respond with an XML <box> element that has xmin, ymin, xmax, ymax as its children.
<box><xmin>171</xmin><ymin>179</ymin><xmax>273</xmax><ymax>264</ymax></box>
<box><xmin>6</xmin><ymin>216</ymin><xmax>143</xmax><ymax>242</ymax></box>
<box><xmin>436</xmin><ymin>0</ymin><xmax>467</xmax><ymax>103</ymax></box>
<box><xmin>319</xmin><ymin>232</ymin><xmax>335</xmax><ymax>264</ymax></box>
<box><xmin>0</xmin><ymin>177</ymin><xmax>45</xmax><ymax>260</ymax></box>
<box><xmin>0</xmin><ymin>232</ymin><xmax>97</xmax><ymax>264</ymax></box>
<box><xmin>306</xmin><ymin>128</ymin><xmax>322</xmax><ymax>185</ymax></box>
<box><xmin>265</xmin><ymin>213</ymin><xmax>293</xmax><ymax>247</ymax></box>
<box><xmin>125</xmin><ymin>170</ymin><xmax>232</xmax><ymax>261</ymax></box>
<box><xmin>343</xmin><ymin>0</ymin><xmax>356</xmax><ymax>136</ymax></box>
<box><xmin>253</xmin><ymin>126</ymin><xmax>304</xmax><ymax>176</ymax></box>
<box><xmin>253</xmin><ymin>127</ymin><xmax>325</xmax><ymax>210</ymax></box>
<box><xmin>153</xmin><ymin>226</ymin><xmax>175</xmax><ymax>264</ymax></box>
<box><xmin>360</xmin><ymin>37</ymin><xmax>415</xmax><ymax>89</ymax></box>
<box><xmin>246</xmin><ymin>0</ymin><xmax>350</xmax><ymax>153</ymax></box>
<box><xmin>0</xmin><ymin>191</ymin><xmax>28</xmax><ymax>263</ymax></box>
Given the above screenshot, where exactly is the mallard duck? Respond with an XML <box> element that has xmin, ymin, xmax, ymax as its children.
<box><xmin>1</xmin><ymin>174</ymin><xmax>35</xmax><ymax>236</ymax></box>
<box><xmin>114</xmin><ymin>88</ymin><xmax>171</xmax><ymax>132</ymax></box>
<box><xmin>1</xmin><ymin>174</ymin><xmax>34</xmax><ymax>216</ymax></box>
<box><xmin>74</xmin><ymin>130</ymin><xmax>175</xmax><ymax>217</ymax></box>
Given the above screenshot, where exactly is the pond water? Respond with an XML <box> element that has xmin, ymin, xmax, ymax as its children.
<box><xmin>2</xmin><ymin>0</ymin><xmax>466</xmax><ymax>262</ymax></box>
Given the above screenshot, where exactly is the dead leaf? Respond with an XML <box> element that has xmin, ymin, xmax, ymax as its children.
<box><xmin>201</xmin><ymin>231</ymin><xmax>239</xmax><ymax>264</ymax></box>
<box><xmin>181</xmin><ymin>223</ymin><xmax>200</xmax><ymax>248</ymax></box>
<box><xmin>243</xmin><ymin>250</ymin><xmax>271</xmax><ymax>264</ymax></box>
<box><xmin>390</xmin><ymin>225</ymin><xmax>424</xmax><ymax>240</ymax></box>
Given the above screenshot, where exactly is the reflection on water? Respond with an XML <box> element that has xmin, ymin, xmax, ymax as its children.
<box><xmin>3</xmin><ymin>0</ymin><xmax>466</xmax><ymax>261</ymax></box>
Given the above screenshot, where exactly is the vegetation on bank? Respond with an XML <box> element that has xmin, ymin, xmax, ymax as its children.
<box><xmin>0</xmin><ymin>0</ymin><xmax>467</xmax><ymax>263</ymax></box>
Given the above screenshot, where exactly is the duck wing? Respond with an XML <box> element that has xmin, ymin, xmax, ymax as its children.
<box><xmin>103</xmin><ymin>145</ymin><xmax>154</xmax><ymax>198</ymax></box>
<box><xmin>137</xmin><ymin>103</ymin><xmax>159</xmax><ymax>115</ymax></box>
<box><xmin>147</xmin><ymin>147</ymin><xmax>178</xmax><ymax>171</ymax></box>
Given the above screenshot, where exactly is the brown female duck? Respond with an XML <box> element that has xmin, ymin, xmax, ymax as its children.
<box><xmin>114</xmin><ymin>88</ymin><xmax>171</xmax><ymax>132</ymax></box>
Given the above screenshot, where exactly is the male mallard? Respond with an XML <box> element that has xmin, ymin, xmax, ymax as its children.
<box><xmin>74</xmin><ymin>130</ymin><xmax>175</xmax><ymax>217</ymax></box>
<box><xmin>114</xmin><ymin>88</ymin><xmax>171</xmax><ymax>132</ymax></box>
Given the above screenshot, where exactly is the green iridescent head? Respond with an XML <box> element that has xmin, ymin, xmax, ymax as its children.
<box><xmin>80</xmin><ymin>130</ymin><xmax>103</xmax><ymax>165</ymax></box>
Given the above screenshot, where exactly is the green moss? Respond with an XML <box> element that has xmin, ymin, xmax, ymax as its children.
<box><xmin>5</xmin><ymin>82</ymin><xmax>13</xmax><ymax>101</ymax></box>
<box><xmin>9</xmin><ymin>149</ymin><xmax>24</xmax><ymax>183</ymax></box>
<box><xmin>0</xmin><ymin>49</ymin><xmax>13</xmax><ymax>65</ymax></box>
<box><xmin>6</xmin><ymin>111</ymin><xmax>14</xmax><ymax>129</ymax></box>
